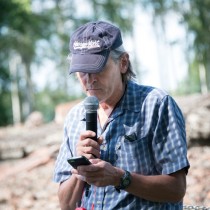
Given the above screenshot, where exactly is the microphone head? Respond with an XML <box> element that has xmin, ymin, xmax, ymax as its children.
<box><xmin>84</xmin><ymin>96</ymin><xmax>99</xmax><ymax>112</ymax></box>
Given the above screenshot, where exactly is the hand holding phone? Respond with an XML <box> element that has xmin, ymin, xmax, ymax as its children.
<box><xmin>67</xmin><ymin>156</ymin><xmax>91</xmax><ymax>169</ymax></box>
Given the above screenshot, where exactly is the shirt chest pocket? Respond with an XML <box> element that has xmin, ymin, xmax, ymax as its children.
<box><xmin>116</xmin><ymin>134</ymin><xmax>149</xmax><ymax>158</ymax></box>
<box><xmin>114</xmin><ymin>124</ymin><xmax>152</xmax><ymax>172</ymax></box>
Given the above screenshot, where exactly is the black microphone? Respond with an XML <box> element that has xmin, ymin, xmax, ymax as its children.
<box><xmin>84</xmin><ymin>96</ymin><xmax>99</xmax><ymax>141</ymax></box>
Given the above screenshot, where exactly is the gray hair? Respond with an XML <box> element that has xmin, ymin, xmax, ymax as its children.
<box><xmin>110</xmin><ymin>45</ymin><xmax>136</xmax><ymax>83</ymax></box>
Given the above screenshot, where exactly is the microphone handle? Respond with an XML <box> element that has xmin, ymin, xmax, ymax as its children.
<box><xmin>86</xmin><ymin>112</ymin><xmax>97</xmax><ymax>141</ymax></box>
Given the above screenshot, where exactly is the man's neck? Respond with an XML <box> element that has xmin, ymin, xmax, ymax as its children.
<box><xmin>99</xmin><ymin>83</ymin><xmax>125</xmax><ymax>114</ymax></box>
<box><xmin>98</xmin><ymin>83</ymin><xmax>126</xmax><ymax>127</ymax></box>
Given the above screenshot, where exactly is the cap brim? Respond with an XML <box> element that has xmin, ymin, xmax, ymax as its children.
<box><xmin>69</xmin><ymin>50</ymin><xmax>110</xmax><ymax>74</ymax></box>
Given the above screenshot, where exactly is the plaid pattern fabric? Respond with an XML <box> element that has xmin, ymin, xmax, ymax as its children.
<box><xmin>53</xmin><ymin>80</ymin><xmax>190</xmax><ymax>210</ymax></box>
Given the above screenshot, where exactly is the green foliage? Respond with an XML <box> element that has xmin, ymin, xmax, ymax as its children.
<box><xmin>0</xmin><ymin>0</ymin><xmax>138</xmax><ymax>126</ymax></box>
<box><xmin>0</xmin><ymin>0</ymin><xmax>55</xmax><ymax>125</ymax></box>
<box><xmin>182</xmin><ymin>0</ymin><xmax>210</xmax><ymax>90</ymax></box>
<box><xmin>0</xmin><ymin>0</ymin><xmax>30</xmax><ymax>32</ymax></box>
<box><xmin>0</xmin><ymin>66</ymin><xmax>13</xmax><ymax>126</ymax></box>
<box><xmin>3</xmin><ymin>0</ymin><xmax>210</xmax><ymax>126</ymax></box>
<box><xmin>0</xmin><ymin>48</ymin><xmax>12</xmax><ymax>126</ymax></box>
<box><xmin>0</xmin><ymin>91</ymin><xmax>13</xmax><ymax>126</ymax></box>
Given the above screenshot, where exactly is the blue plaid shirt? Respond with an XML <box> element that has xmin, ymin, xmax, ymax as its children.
<box><xmin>53</xmin><ymin>81</ymin><xmax>190</xmax><ymax>210</ymax></box>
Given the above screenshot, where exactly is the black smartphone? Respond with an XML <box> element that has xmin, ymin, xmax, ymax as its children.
<box><xmin>67</xmin><ymin>156</ymin><xmax>91</xmax><ymax>169</ymax></box>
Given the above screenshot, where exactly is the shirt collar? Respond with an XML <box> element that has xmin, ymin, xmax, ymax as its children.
<box><xmin>117</xmin><ymin>80</ymin><xmax>142</xmax><ymax>112</ymax></box>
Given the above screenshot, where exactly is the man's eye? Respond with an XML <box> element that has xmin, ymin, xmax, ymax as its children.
<box><xmin>79</xmin><ymin>72</ymin><xmax>87</xmax><ymax>77</ymax></box>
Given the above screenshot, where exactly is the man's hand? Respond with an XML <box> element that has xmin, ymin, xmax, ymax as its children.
<box><xmin>71</xmin><ymin>159</ymin><xmax>123</xmax><ymax>187</ymax></box>
<box><xmin>76</xmin><ymin>130</ymin><xmax>103</xmax><ymax>159</ymax></box>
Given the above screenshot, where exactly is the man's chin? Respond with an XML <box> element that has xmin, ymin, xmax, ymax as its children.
<box><xmin>86</xmin><ymin>89</ymin><xmax>100</xmax><ymax>96</ymax></box>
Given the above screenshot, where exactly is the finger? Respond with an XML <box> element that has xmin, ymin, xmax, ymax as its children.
<box><xmin>71</xmin><ymin>168</ymin><xmax>78</xmax><ymax>174</ymax></box>
<box><xmin>80</xmin><ymin>130</ymin><xmax>96</xmax><ymax>140</ymax></box>
<box><xmin>89</xmin><ymin>158</ymin><xmax>101</xmax><ymax>164</ymax></box>
<box><xmin>75</xmin><ymin>175</ymin><xmax>86</xmax><ymax>182</ymax></box>
<box><xmin>83</xmin><ymin>138</ymin><xmax>99</xmax><ymax>148</ymax></box>
<box><xmin>77</xmin><ymin>138</ymin><xmax>98</xmax><ymax>150</ymax></box>
<box><xmin>82</xmin><ymin>146</ymin><xmax>100</xmax><ymax>158</ymax></box>
<box><xmin>97</xmin><ymin>135</ymin><xmax>103</xmax><ymax>145</ymax></box>
<box><xmin>76</xmin><ymin>138</ymin><xmax>94</xmax><ymax>156</ymax></box>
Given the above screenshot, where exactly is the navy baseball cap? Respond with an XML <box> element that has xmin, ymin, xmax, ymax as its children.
<box><xmin>69</xmin><ymin>21</ymin><xmax>123</xmax><ymax>74</ymax></box>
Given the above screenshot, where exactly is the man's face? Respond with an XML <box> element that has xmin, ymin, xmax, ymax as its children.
<box><xmin>76</xmin><ymin>55</ymin><xmax>127</xmax><ymax>104</ymax></box>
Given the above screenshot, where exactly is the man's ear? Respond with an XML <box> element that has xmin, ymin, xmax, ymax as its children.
<box><xmin>120</xmin><ymin>53</ymin><xmax>129</xmax><ymax>74</ymax></box>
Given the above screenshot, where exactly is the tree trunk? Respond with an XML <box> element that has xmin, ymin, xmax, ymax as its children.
<box><xmin>9</xmin><ymin>52</ymin><xmax>22</xmax><ymax>124</ymax></box>
<box><xmin>205</xmin><ymin>61</ymin><xmax>210</xmax><ymax>92</ymax></box>
<box><xmin>199</xmin><ymin>64</ymin><xmax>208</xmax><ymax>94</ymax></box>
<box><xmin>22</xmin><ymin>61</ymin><xmax>34</xmax><ymax>120</ymax></box>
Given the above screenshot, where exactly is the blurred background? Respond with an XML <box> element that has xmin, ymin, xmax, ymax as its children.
<box><xmin>0</xmin><ymin>0</ymin><xmax>210</xmax><ymax>209</ymax></box>
<box><xmin>1</xmin><ymin>0</ymin><xmax>210</xmax><ymax>126</ymax></box>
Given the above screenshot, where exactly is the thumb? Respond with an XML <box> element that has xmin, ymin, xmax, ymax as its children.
<box><xmin>89</xmin><ymin>158</ymin><xmax>101</xmax><ymax>164</ymax></box>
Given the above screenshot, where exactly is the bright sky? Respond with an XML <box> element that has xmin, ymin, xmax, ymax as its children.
<box><xmin>126</xmin><ymin>5</ymin><xmax>188</xmax><ymax>91</ymax></box>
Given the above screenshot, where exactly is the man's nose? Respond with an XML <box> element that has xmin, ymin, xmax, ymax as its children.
<box><xmin>87</xmin><ymin>73</ymin><xmax>97</xmax><ymax>83</ymax></box>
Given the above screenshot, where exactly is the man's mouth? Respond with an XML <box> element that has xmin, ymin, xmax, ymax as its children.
<box><xmin>86</xmin><ymin>87</ymin><xmax>100</xmax><ymax>91</ymax></box>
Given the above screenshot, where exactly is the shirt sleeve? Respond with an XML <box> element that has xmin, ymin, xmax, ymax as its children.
<box><xmin>53</xmin><ymin>124</ymin><xmax>73</xmax><ymax>183</ymax></box>
<box><xmin>152</xmin><ymin>95</ymin><xmax>190</xmax><ymax>175</ymax></box>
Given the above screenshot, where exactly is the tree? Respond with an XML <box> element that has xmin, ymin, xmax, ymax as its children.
<box><xmin>0</xmin><ymin>0</ymin><xmax>52</xmax><ymax>125</ymax></box>
<box><xmin>0</xmin><ymin>0</ymin><xmax>141</xmax><ymax>126</ymax></box>
<box><xmin>182</xmin><ymin>0</ymin><xmax>210</xmax><ymax>92</ymax></box>
<box><xmin>0</xmin><ymin>61</ymin><xmax>12</xmax><ymax>125</ymax></box>
<box><xmin>46</xmin><ymin>0</ymin><xmax>136</xmax><ymax>89</ymax></box>
<box><xmin>141</xmin><ymin>0</ymin><xmax>210</xmax><ymax>93</ymax></box>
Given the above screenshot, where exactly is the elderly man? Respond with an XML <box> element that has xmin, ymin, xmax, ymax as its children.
<box><xmin>53</xmin><ymin>21</ymin><xmax>190</xmax><ymax>210</ymax></box>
